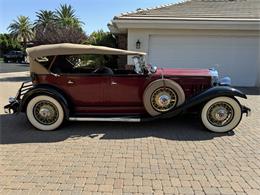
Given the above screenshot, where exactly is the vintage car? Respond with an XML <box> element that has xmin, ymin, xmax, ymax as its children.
<box><xmin>4</xmin><ymin>43</ymin><xmax>250</xmax><ymax>132</ymax></box>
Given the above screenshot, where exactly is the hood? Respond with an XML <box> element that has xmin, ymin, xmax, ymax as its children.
<box><xmin>155</xmin><ymin>68</ymin><xmax>211</xmax><ymax>77</ymax></box>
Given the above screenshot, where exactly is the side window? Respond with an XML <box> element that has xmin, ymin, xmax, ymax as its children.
<box><xmin>50</xmin><ymin>55</ymin><xmax>75</xmax><ymax>74</ymax></box>
<box><xmin>50</xmin><ymin>54</ymin><xmax>119</xmax><ymax>74</ymax></box>
<box><xmin>48</xmin><ymin>54</ymin><xmax>140</xmax><ymax>75</ymax></box>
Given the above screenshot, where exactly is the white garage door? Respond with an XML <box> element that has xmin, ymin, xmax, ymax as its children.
<box><xmin>149</xmin><ymin>35</ymin><xmax>259</xmax><ymax>86</ymax></box>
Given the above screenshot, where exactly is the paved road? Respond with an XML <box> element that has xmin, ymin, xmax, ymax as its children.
<box><xmin>0</xmin><ymin>62</ymin><xmax>29</xmax><ymax>73</ymax></box>
<box><xmin>0</xmin><ymin>68</ymin><xmax>260</xmax><ymax>194</ymax></box>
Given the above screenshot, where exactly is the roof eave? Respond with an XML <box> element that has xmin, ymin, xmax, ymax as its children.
<box><xmin>110</xmin><ymin>17</ymin><xmax>260</xmax><ymax>31</ymax></box>
<box><xmin>116</xmin><ymin>16</ymin><xmax>260</xmax><ymax>21</ymax></box>
<box><xmin>107</xmin><ymin>22</ymin><xmax>127</xmax><ymax>34</ymax></box>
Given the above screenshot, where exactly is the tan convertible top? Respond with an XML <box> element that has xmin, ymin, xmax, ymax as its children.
<box><xmin>26</xmin><ymin>43</ymin><xmax>146</xmax><ymax>58</ymax></box>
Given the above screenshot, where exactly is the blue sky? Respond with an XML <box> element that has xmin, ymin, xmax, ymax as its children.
<box><xmin>0</xmin><ymin>0</ymin><xmax>179</xmax><ymax>35</ymax></box>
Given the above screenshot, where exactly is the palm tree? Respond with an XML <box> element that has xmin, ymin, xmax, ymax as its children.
<box><xmin>55</xmin><ymin>4</ymin><xmax>83</xmax><ymax>28</ymax></box>
<box><xmin>8</xmin><ymin>16</ymin><xmax>33</xmax><ymax>49</ymax></box>
<box><xmin>35</xmin><ymin>10</ymin><xmax>55</xmax><ymax>28</ymax></box>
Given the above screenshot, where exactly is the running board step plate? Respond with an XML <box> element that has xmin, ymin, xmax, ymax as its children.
<box><xmin>69</xmin><ymin>117</ymin><xmax>141</xmax><ymax>122</ymax></box>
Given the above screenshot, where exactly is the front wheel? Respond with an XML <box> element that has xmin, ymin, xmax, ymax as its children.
<box><xmin>201</xmin><ymin>96</ymin><xmax>242</xmax><ymax>133</ymax></box>
<box><xmin>26</xmin><ymin>95</ymin><xmax>64</xmax><ymax>131</ymax></box>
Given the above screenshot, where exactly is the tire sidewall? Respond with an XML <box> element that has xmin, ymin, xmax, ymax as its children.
<box><xmin>143</xmin><ymin>79</ymin><xmax>185</xmax><ymax>116</ymax></box>
<box><xmin>26</xmin><ymin>95</ymin><xmax>64</xmax><ymax>131</ymax></box>
<box><xmin>201</xmin><ymin>96</ymin><xmax>242</xmax><ymax>133</ymax></box>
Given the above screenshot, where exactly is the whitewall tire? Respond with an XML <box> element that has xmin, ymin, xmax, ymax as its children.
<box><xmin>26</xmin><ymin>95</ymin><xmax>64</xmax><ymax>131</ymax></box>
<box><xmin>201</xmin><ymin>96</ymin><xmax>242</xmax><ymax>133</ymax></box>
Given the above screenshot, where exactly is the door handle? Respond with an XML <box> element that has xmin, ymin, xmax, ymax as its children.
<box><xmin>67</xmin><ymin>80</ymin><xmax>74</xmax><ymax>84</ymax></box>
<box><xmin>111</xmin><ymin>81</ymin><xmax>117</xmax><ymax>85</ymax></box>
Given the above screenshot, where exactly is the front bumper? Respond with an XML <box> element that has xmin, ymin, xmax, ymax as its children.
<box><xmin>242</xmin><ymin>105</ymin><xmax>251</xmax><ymax>117</ymax></box>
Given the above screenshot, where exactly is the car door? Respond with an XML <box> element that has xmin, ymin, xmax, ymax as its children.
<box><xmin>54</xmin><ymin>74</ymin><xmax>108</xmax><ymax>107</ymax></box>
<box><xmin>47</xmin><ymin>55</ymin><xmax>109</xmax><ymax>110</ymax></box>
<box><xmin>104</xmin><ymin>74</ymin><xmax>148</xmax><ymax>107</ymax></box>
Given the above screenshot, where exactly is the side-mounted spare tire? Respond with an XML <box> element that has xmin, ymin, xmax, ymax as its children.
<box><xmin>143</xmin><ymin>79</ymin><xmax>185</xmax><ymax>116</ymax></box>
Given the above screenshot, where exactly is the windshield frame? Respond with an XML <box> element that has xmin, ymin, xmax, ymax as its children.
<box><xmin>131</xmin><ymin>55</ymin><xmax>147</xmax><ymax>75</ymax></box>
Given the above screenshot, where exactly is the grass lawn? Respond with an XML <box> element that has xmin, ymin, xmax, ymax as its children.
<box><xmin>0</xmin><ymin>58</ymin><xmax>3</xmax><ymax>63</ymax></box>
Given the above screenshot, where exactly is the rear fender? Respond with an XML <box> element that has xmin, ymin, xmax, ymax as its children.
<box><xmin>21</xmin><ymin>84</ymin><xmax>71</xmax><ymax>119</ymax></box>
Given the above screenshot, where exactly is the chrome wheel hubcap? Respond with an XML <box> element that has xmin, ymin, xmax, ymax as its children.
<box><xmin>159</xmin><ymin>95</ymin><xmax>171</xmax><ymax>107</ymax></box>
<box><xmin>33</xmin><ymin>100</ymin><xmax>59</xmax><ymax>125</ymax></box>
<box><xmin>207</xmin><ymin>101</ymin><xmax>234</xmax><ymax>127</ymax></box>
<box><xmin>215</xmin><ymin>109</ymin><xmax>228</xmax><ymax>121</ymax></box>
<box><xmin>151</xmin><ymin>87</ymin><xmax>177</xmax><ymax>112</ymax></box>
<box><xmin>39</xmin><ymin>108</ymin><xmax>51</xmax><ymax>118</ymax></box>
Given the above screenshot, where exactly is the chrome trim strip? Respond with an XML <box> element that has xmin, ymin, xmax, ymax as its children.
<box><xmin>69</xmin><ymin>117</ymin><xmax>141</xmax><ymax>122</ymax></box>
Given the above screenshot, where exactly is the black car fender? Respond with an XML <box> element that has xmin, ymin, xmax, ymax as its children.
<box><xmin>182</xmin><ymin>86</ymin><xmax>247</xmax><ymax>108</ymax></box>
<box><xmin>20</xmin><ymin>84</ymin><xmax>71</xmax><ymax>119</ymax></box>
<box><xmin>144</xmin><ymin>86</ymin><xmax>247</xmax><ymax>121</ymax></box>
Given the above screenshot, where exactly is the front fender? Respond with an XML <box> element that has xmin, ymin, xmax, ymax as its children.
<box><xmin>20</xmin><ymin>85</ymin><xmax>70</xmax><ymax>119</ymax></box>
<box><xmin>147</xmin><ymin>86</ymin><xmax>247</xmax><ymax>121</ymax></box>
<box><xmin>186</xmin><ymin>86</ymin><xmax>246</xmax><ymax>107</ymax></box>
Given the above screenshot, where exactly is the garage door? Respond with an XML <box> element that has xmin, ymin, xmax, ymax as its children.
<box><xmin>149</xmin><ymin>35</ymin><xmax>259</xmax><ymax>86</ymax></box>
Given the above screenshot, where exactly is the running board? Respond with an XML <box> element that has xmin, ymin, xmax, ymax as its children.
<box><xmin>69</xmin><ymin>117</ymin><xmax>141</xmax><ymax>122</ymax></box>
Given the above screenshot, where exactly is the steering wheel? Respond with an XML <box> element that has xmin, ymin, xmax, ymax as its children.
<box><xmin>92</xmin><ymin>67</ymin><xmax>114</xmax><ymax>75</ymax></box>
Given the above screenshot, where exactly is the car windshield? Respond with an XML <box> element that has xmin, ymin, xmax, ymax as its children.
<box><xmin>132</xmin><ymin>56</ymin><xmax>146</xmax><ymax>74</ymax></box>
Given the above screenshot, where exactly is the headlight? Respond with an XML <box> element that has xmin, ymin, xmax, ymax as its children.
<box><xmin>219</xmin><ymin>77</ymin><xmax>231</xmax><ymax>86</ymax></box>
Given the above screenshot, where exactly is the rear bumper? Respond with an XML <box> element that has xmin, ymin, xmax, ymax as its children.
<box><xmin>242</xmin><ymin>105</ymin><xmax>251</xmax><ymax>117</ymax></box>
<box><xmin>4</xmin><ymin>81</ymin><xmax>33</xmax><ymax>114</ymax></box>
<box><xmin>4</xmin><ymin>98</ymin><xmax>20</xmax><ymax>114</ymax></box>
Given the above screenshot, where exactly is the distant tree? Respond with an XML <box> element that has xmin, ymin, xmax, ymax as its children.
<box><xmin>34</xmin><ymin>22</ymin><xmax>87</xmax><ymax>45</ymax></box>
<box><xmin>83</xmin><ymin>30</ymin><xmax>118</xmax><ymax>68</ymax></box>
<box><xmin>55</xmin><ymin>4</ymin><xmax>83</xmax><ymax>28</ymax></box>
<box><xmin>34</xmin><ymin>10</ymin><xmax>55</xmax><ymax>29</ymax></box>
<box><xmin>7</xmin><ymin>16</ymin><xmax>34</xmax><ymax>50</ymax></box>
<box><xmin>33</xmin><ymin>4</ymin><xmax>86</xmax><ymax>45</ymax></box>
<box><xmin>86</xmin><ymin>30</ymin><xmax>116</xmax><ymax>48</ymax></box>
<box><xmin>0</xmin><ymin>34</ymin><xmax>22</xmax><ymax>56</ymax></box>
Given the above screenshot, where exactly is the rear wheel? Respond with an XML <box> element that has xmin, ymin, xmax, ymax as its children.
<box><xmin>26</xmin><ymin>95</ymin><xmax>64</xmax><ymax>131</ymax></box>
<box><xmin>201</xmin><ymin>96</ymin><xmax>242</xmax><ymax>133</ymax></box>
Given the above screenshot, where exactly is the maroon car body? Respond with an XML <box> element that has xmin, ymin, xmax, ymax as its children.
<box><xmin>35</xmin><ymin>68</ymin><xmax>211</xmax><ymax>115</ymax></box>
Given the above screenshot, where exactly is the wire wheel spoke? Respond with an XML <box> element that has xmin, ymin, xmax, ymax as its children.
<box><xmin>33</xmin><ymin>100</ymin><xmax>59</xmax><ymax>125</ymax></box>
<box><xmin>151</xmin><ymin>87</ymin><xmax>177</xmax><ymax>112</ymax></box>
<box><xmin>207</xmin><ymin>101</ymin><xmax>234</xmax><ymax>127</ymax></box>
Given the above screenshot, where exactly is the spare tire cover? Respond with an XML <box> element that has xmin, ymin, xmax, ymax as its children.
<box><xmin>143</xmin><ymin>79</ymin><xmax>185</xmax><ymax>116</ymax></box>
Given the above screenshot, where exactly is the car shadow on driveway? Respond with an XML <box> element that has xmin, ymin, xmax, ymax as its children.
<box><xmin>0</xmin><ymin>113</ymin><xmax>234</xmax><ymax>144</ymax></box>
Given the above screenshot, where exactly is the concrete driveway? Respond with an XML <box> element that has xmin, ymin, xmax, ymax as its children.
<box><xmin>0</xmin><ymin>63</ymin><xmax>260</xmax><ymax>194</ymax></box>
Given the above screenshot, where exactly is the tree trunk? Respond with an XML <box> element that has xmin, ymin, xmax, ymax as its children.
<box><xmin>23</xmin><ymin>37</ymin><xmax>27</xmax><ymax>51</ymax></box>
